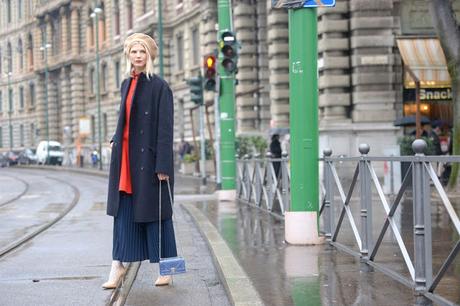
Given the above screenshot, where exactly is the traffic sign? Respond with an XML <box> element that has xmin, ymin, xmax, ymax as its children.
<box><xmin>303</xmin><ymin>0</ymin><xmax>335</xmax><ymax>7</ymax></box>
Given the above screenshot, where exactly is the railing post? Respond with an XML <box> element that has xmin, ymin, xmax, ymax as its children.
<box><xmin>265</xmin><ymin>152</ymin><xmax>274</xmax><ymax>211</ymax></box>
<box><xmin>243</xmin><ymin>154</ymin><xmax>250</xmax><ymax>202</ymax></box>
<box><xmin>412</xmin><ymin>139</ymin><xmax>433</xmax><ymax>302</ymax></box>
<box><xmin>254</xmin><ymin>153</ymin><xmax>262</xmax><ymax>206</ymax></box>
<box><xmin>281</xmin><ymin>153</ymin><xmax>290</xmax><ymax>212</ymax></box>
<box><xmin>358</xmin><ymin>144</ymin><xmax>373</xmax><ymax>269</ymax></box>
<box><xmin>323</xmin><ymin>148</ymin><xmax>333</xmax><ymax>240</ymax></box>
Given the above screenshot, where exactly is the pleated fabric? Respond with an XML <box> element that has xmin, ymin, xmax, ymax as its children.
<box><xmin>112</xmin><ymin>192</ymin><xmax>178</xmax><ymax>263</ymax></box>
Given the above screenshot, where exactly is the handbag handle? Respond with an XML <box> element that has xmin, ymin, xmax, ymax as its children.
<box><xmin>158</xmin><ymin>179</ymin><xmax>173</xmax><ymax>260</ymax></box>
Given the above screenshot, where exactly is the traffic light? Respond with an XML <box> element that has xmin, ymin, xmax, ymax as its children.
<box><xmin>203</xmin><ymin>54</ymin><xmax>216</xmax><ymax>91</ymax></box>
<box><xmin>187</xmin><ymin>76</ymin><xmax>203</xmax><ymax>105</ymax></box>
<box><xmin>219</xmin><ymin>31</ymin><xmax>237</xmax><ymax>74</ymax></box>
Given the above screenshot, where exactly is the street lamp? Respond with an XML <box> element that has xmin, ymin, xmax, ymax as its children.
<box><xmin>39</xmin><ymin>32</ymin><xmax>51</xmax><ymax>165</ymax></box>
<box><xmin>91</xmin><ymin>7</ymin><xmax>103</xmax><ymax>170</ymax></box>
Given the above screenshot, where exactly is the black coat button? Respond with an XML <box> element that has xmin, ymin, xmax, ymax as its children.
<box><xmin>141</xmin><ymin>148</ymin><xmax>144</xmax><ymax>153</ymax></box>
<box><xmin>140</xmin><ymin>129</ymin><xmax>144</xmax><ymax>135</ymax></box>
<box><xmin>141</xmin><ymin>166</ymin><xmax>144</xmax><ymax>171</ymax></box>
<box><xmin>144</xmin><ymin>111</ymin><xmax>149</xmax><ymax>115</ymax></box>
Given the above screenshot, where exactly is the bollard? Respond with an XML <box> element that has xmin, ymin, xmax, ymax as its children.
<box><xmin>323</xmin><ymin>148</ymin><xmax>333</xmax><ymax>240</ymax></box>
<box><xmin>412</xmin><ymin>139</ymin><xmax>433</xmax><ymax>301</ymax></box>
<box><xmin>358</xmin><ymin>144</ymin><xmax>373</xmax><ymax>270</ymax></box>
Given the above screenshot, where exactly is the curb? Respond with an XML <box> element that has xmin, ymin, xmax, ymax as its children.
<box><xmin>182</xmin><ymin>204</ymin><xmax>264</xmax><ymax>306</ymax></box>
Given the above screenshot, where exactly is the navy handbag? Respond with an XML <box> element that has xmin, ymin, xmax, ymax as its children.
<box><xmin>158</xmin><ymin>179</ymin><xmax>186</xmax><ymax>276</ymax></box>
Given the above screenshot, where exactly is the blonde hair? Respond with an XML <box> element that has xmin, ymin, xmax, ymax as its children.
<box><xmin>123</xmin><ymin>33</ymin><xmax>158</xmax><ymax>79</ymax></box>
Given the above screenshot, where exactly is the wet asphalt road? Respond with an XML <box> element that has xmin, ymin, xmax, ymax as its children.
<box><xmin>0</xmin><ymin>168</ymin><xmax>229</xmax><ymax>306</ymax></box>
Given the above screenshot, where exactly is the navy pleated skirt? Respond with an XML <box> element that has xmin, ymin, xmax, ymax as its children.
<box><xmin>112</xmin><ymin>192</ymin><xmax>177</xmax><ymax>263</ymax></box>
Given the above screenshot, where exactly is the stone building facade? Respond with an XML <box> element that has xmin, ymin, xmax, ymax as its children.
<box><xmin>0</xmin><ymin>0</ymin><xmax>457</xmax><ymax>162</ymax></box>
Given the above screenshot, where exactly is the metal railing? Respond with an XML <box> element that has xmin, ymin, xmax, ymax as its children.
<box><xmin>236</xmin><ymin>152</ymin><xmax>290</xmax><ymax>215</ymax></box>
<box><xmin>236</xmin><ymin>141</ymin><xmax>460</xmax><ymax>305</ymax></box>
<box><xmin>322</xmin><ymin>140</ymin><xmax>460</xmax><ymax>306</ymax></box>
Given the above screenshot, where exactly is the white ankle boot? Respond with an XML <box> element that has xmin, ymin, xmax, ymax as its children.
<box><xmin>102</xmin><ymin>261</ymin><xmax>126</xmax><ymax>289</ymax></box>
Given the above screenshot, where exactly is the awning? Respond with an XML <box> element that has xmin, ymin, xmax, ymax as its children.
<box><xmin>396</xmin><ymin>38</ymin><xmax>451</xmax><ymax>88</ymax></box>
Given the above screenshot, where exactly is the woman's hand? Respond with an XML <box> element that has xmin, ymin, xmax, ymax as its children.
<box><xmin>157</xmin><ymin>173</ymin><xmax>169</xmax><ymax>181</ymax></box>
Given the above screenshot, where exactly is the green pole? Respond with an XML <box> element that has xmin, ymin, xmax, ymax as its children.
<box><xmin>43</xmin><ymin>29</ymin><xmax>50</xmax><ymax>164</ymax></box>
<box><xmin>158</xmin><ymin>0</ymin><xmax>164</xmax><ymax>78</ymax></box>
<box><xmin>218</xmin><ymin>0</ymin><xmax>236</xmax><ymax>190</ymax></box>
<box><xmin>289</xmin><ymin>8</ymin><xmax>318</xmax><ymax>212</ymax></box>
<box><xmin>94</xmin><ymin>8</ymin><xmax>103</xmax><ymax>170</ymax></box>
<box><xmin>285</xmin><ymin>8</ymin><xmax>321</xmax><ymax>244</ymax></box>
<box><xmin>7</xmin><ymin>71</ymin><xmax>12</xmax><ymax>151</ymax></box>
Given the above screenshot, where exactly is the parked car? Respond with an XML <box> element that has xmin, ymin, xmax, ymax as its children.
<box><xmin>0</xmin><ymin>153</ymin><xmax>9</xmax><ymax>167</ymax></box>
<box><xmin>36</xmin><ymin>141</ymin><xmax>64</xmax><ymax>165</ymax></box>
<box><xmin>5</xmin><ymin>151</ymin><xmax>19</xmax><ymax>166</ymax></box>
<box><xmin>18</xmin><ymin>148</ymin><xmax>38</xmax><ymax>165</ymax></box>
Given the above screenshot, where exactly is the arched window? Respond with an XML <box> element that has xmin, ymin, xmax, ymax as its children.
<box><xmin>7</xmin><ymin>0</ymin><xmax>12</xmax><ymax>23</ymax></box>
<box><xmin>27</xmin><ymin>33</ymin><xmax>34</xmax><ymax>70</ymax></box>
<box><xmin>101</xmin><ymin>63</ymin><xmax>107</xmax><ymax>92</ymax></box>
<box><xmin>113</xmin><ymin>0</ymin><xmax>120</xmax><ymax>35</ymax></box>
<box><xmin>87</xmin><ymin>8</ymin><xmax>95</xmax><ymax>47</ymax></box>
<box><xmin>18</xmin><ymin>39</ymin><xmax>24</xmax><ymax>71</ymax></box>
<box><xmin>29</xmin><ymin>82</ymin><xmax>35</xmax><ymax>107</ymax></box>
<box><xmin>18</xmin><ymin>0</ymin><xmax>23</xmax><ymax>20</ymax></box>
<box><xmin>89</xmin><ymin>67</ymin><xmax>95</xmax><ymax>94</ymax></box>
<box><xmin>127</xmin><ymin>1</ymin><xmax>133</xmax><ymax>30</ymax></box>
<box><xmin>0</xmin><ymin>48</ymin><xmax>3</xmax><ymax>75</ymax></box>
<box><xmin>7</xmin><ymin>42</ymin><xmax>12</xmax><ymax>73</ymax></box>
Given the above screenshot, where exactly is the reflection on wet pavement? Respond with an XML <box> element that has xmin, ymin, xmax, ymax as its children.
<box><xmin>192</xmin><ymin>197</ymin><xmax>460</xmax><ymax>306</ymax></box>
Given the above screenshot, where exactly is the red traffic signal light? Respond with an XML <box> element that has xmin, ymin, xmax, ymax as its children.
<box><xmin>204</xmin><ymin>54</ymin><xmax>216</xmax><ymax>91</ymax></box>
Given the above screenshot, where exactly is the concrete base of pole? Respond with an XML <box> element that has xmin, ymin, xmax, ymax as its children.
<box><xmin>285</xmin><ymin>211</ymin><xmax>325</xmax><ymax>245</ymax></box>
<box><xmin>215</xmin><ymin>189</ymin><xmax>236</xmax><ymax>202</ymax></box>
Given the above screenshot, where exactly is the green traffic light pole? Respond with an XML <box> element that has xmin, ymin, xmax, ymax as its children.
<box><xmin>284</xmin><ymin>7</ymin><xmax>323</xmax><ymax>244</ymax></box>
<box><xmin>217</xmin><ymin>0</ymin><xmax>236</xmax><ymax>196</ymax></box>
<box><xmin>40</xmin><ymin>29</ymin><xmax>51</xmax><ymax>165</ymax></box>
<box><xmin>91</xmin><ymin>7</ymin><xmax>103</xmax><ymax>170</ymax></box>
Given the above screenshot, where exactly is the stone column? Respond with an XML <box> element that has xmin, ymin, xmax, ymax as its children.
<box><xmin>48</xmin><ymin>76</ymin><xmax>59</xmax><ymax>141</ymax></box>
<box><xmin>70</xmin><ymin>6</ymin><xmax>81</xmax><ymax>56</ymax></box>
<box><xmin>234</xmin><ymin>0</ymin><xmax>258</xmax><ymax>133</ymax></box>
<box><xmin>60</xmin><ymin>7</ymin><xmax>68</xmax><ymax>55</ymax></box>
<box><xmin>266</xmin><ymin>0</ymin><xmax>289</xmax><ymax>128</ymax></box>
<box><xmin>350</xmin><ymin>0</ymin><xmax>396</xmax><ymax>122</ymax></box>
<box><xmin>318</xmin><ymin>0</ymin><xmax>351</xmax><ymax>124</ymax></box>
<box><xmin>70</xmin><ymin>65</ymin><xmax>85</xmax><ymax>140</ymax></box>
<box><xmin>256</xmin><ymin>0</ymin><xmax>270</xmax><ymax>132</ymax></box>
<box><xmin>61</xmin><ymin>67</ymin><xmax>72</xmax><ymax>136</ymax></box>
<box><xmin>45</xmin><ymin>15</ymin><xmax>52</xmax><ymax>63</ymax></box>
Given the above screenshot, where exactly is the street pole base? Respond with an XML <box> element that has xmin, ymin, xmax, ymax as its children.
<box><xmin>285</xmin><ymin>211</ymin><xmax>325</xmax><ymax>245</ymax></box>
<box><xmin>215</xmin><ymin>189</ymin><xmax>236</xmax><ymax>202</ymax></box>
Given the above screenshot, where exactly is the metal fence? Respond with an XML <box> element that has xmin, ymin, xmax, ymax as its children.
<box><xmin>236</xmin><ymin>140</ymin><xmax>460</xmax><ymax>305</ymax></box>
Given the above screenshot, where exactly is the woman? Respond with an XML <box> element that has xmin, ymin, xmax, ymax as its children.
<box><xmin>103</xmin><ymin>33</ymin><xmax>177</xmax><ymax>289</ymax></box>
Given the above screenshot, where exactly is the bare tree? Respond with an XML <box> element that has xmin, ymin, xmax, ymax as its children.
<box><xmin>428</xmin><ymin>0</ymin><xmax>460</xmax><ymax>188</ymax></box>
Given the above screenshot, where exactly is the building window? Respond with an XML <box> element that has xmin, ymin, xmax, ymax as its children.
<box><xmin>19</xmin><ymin>87</ymin><xmax>24</xmax><ymax>109</ymax></box>
<box><xmin>29</xmin><ymin>83</ymin><xmax>35</xmax><ymax>107</ymax></box>
<box><xmin>90</xmin><ymin>67</ymin><xmax>95</xmax><ymax>94</ymax></box>
<box><xmin>0</xmin><ymin>91</ymin><xmax>2</xmax><ymax>112</ymax></box>
<box><xmin>0</xmin><ymin>48</ymin><xmax>2</xmax><ymax>74</ymax></box>
<box><xmin>91</xmin><ymin>115</ymin><xmax>96</xmax><ymax>143</ymax></box>
<box><xmin>176</xmin><ymin>34</ymin><xmax>184</xmax><ymax>71</ymax></box>
<box><xmin>20</xmin><ymin>124</ymin><xmax>24</xmax><ymax>147</ymax></box>
<box><xmin>7</xmin><ymin>0</ymin><xmax>12</xmax><ymax>23</ymax></box>
<box><xmin>28</xmin><ymin>0</ymin><xmax>33</xmax><ymax>16</ymax></box>
<box><xmin>28</xmin><ymin>33</ymin><xmax>34</xmax><ymax>70</ymax></box>
<box><xmin>101</xmin><ymin>63</ymin><xmax>107</xmax><ymax>93</ymax></box>
<box><xmin>191</xmin><ymin>27</ymin><xmax>200</xmax><ymax>66</ymax></box>
<box><xmin>7</xmin><ymin>42</ymin><xmax>12</xmax><ymax>72</ymax></box>
<box><xmin>30</xmin><ymin>123</ymin><xmax>35</xmax><ymax>146</ymax></box>
<box><xmin>127</xmin><ymin>2</ymin><xmax>133</xmax><ymax>30</ymax></box>
<box><xmin>8</xmin><ymin>88</ymin><xmax>13</xmax><ymax>113</ymax></box>
<box><xmin>115</xmin><ymin>61</ymin><xmax>120</xmax><ymax>88</ymax></box>
<box><xmin>88</xmin><ymin>8</ymin><xmax>95</xmax><ymax>47</ymax></box>
<box><xmin>103</xmin><ymin>113</ymin><xmax>108</xmax><ymax>140</ymax></box>
<box><xmin>18</xmin><ymin>0</ymin><xmax>23</xmax><ymax>20</ymax></box>
<box><xmin>18</xmin><ymin>39</ymin><xmax>24</xmax><ymax>71</ymax></box>
<box><xmin>113</xmin><ymin>0</ymin><xmax>120</xmax><ymax>36</ymax></box>
<box><xmin>0</xmin><ymin>127</ymin><xmax>3</xmax><ymax>148</ymax></box>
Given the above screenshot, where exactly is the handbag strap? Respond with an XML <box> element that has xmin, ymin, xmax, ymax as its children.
<box><xmin>158</xmin><ymin>179</ymin><xmax>174</xmax><ymax>260</ymax></box>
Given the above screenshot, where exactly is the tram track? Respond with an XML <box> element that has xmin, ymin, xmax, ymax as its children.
<box><xmin>0</xmin><ymin>176</ymin><xmax>80</xmax><ymax>259</ymax></box>
<box><xmin>0</xmin><ymin>175</ymin><xmax>30</xmax><ymax>208</ymax></box>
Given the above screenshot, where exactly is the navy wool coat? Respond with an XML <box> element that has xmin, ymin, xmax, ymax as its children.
<box><xmin>107</xmin><ymin>73</ymin><xmax>174</xmax><ymax>222</ymax></box>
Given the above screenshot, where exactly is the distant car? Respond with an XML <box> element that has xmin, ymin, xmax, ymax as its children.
<box><xmin>36</xmin><ymin>141</ymin><xmax>64</xmax><ymax>165</ymax></box>
<box><xmin>0</xmin><ymin>153</ymin><xmax>9</xmax><ymax>167</ymax></box>
<box><xmin>18</xmin><ymin>148</ymin><xmax>38</xmax><ymax>165</ymax></box>
<box><xmin>5</xmin><ymin>151</ymin><xmax>19</xmax><ymax>166</ymax></box>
